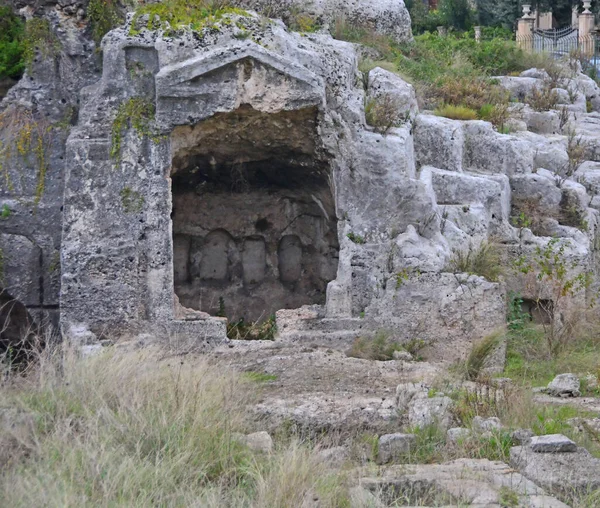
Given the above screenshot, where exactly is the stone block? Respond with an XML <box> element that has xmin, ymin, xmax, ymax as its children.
<box><xmin>377</xmin><ymin>433</ymin><xmax>416</xmax><ymax>464</ymax></box>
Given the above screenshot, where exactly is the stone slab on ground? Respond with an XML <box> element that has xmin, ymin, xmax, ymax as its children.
<box><xmin>510</xmin><ymin>445</ymin><xmax>600</xmax><ymax>497</ymax></box>
<box><xmin>359</xmin><ymin>459</ymin><xmax>568</xmax><ymax>507</ymax></box>
<box><xmin>529</xmin><ymin>435</ymin><xmax>577</xmax><ymax>453</ymax></box>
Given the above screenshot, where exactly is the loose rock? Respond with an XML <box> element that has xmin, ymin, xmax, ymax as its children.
<box><xmin>546</xmin><ymin>374</ymin><xmax>581</xmax><ymax>398</ymax></box>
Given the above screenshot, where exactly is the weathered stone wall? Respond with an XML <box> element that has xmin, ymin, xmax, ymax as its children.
<box><xmin>0</xmin><ymin>0</ymin><xmax>100</xmax><ymax>334</ymax></box>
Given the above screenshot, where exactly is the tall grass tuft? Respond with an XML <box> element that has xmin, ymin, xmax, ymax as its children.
<box><xmin>448</xmin><ymin>241</ymin><xmax>503</xmax><ymax>282</ymax></box>
<box><xmin>0</xmin><ymin>346</ymin><xmax>349</xmax><ymax>506</ymax></box>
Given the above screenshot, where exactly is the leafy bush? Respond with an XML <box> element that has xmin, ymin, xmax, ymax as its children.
<box><xmin>434</xmin><ymin>104</ymin><xmax>478</xmax><ymax>120</ymax></box>
<box><xmin>448</xmin><ymin>241</ymin><xmax>503</xmax><ymax>282</ymax></box>
<box><xmin>0</xmin><ymin>6</ymin><xmax>25</xmax><ymax>80</ymax></box>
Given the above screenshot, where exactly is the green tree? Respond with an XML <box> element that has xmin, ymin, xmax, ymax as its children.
<box><xmin>439</xmin><ymin>0</ymin><xmax>475</xmax><ymax>30</ymax></box>
<box><xmin>0</xmin><ymin>6</ymin><xmax>25</xmax><ymax>80</ymax></box>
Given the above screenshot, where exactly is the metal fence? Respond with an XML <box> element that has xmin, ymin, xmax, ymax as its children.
<box><xmin>533</xmin><ymin>26</ymin><xmax>579</xmax><ymax>57</ymax></box>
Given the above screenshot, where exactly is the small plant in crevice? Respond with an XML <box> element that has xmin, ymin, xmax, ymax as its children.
<box><xmin>87</xmin><ymin>0</ymin><xmax>124</xmax><ymax>46</ymax></box>
<box><xmin>227</xmin><ymin>315</ymin><xmax>277</xmax><ymax>341</ymax></box>
<box><xmin>346</xmin><ymin>232</ymin><xmax>366</xmax><ymax>244</ymax></box>
<box><xmin>364</xmin><ymin>93</ymin><xmax>407</xmax><ymax>134</ymax></box>
<box><xmin>110</xmin><ymin>97</ymin><xmax>158</xmax><ymax>162</ymax></box>
<box><xmin>555</xmin><ymin>130</ymin><xmax>587</xmax><ymax>187</ymax></box>
<box><xmin>0</xmin><ymin>204</ymin><xmax>11</xmax><ymax>219</ymax></box>
<box><xmin>448</xmin><ymin>241</ymin><xmax>502</xmax><ymax>282</ymax></box>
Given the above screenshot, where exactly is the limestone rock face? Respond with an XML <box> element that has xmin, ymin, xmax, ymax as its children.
<box><xmin>236</xmin><ymin>0</ymin><xmax>413</xmax><ymax>43</ymax></box>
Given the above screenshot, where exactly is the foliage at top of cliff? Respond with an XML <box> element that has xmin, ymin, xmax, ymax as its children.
<box><xmin>0</xmin><ymin>6</ymin><xmax>25</xmax><ymax>80</ymax></box>
<box><xmin>130</xmin><ymin>0</ymin><xmax>248</xmax><ymax>35</ymax></box>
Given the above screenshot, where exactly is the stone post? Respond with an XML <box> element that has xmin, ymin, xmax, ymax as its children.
<box><xmin>572</xmin><ymin>6</ymin><xmax>580</xmax><ymax>29</ymax></box>
<box><xmin>474</xmin><ymin>26</ymin><xmax>482</xmax><ymax>44</ymax></box>
<box><xmin>517</xmin><ymin>5</ymin><xmax>535</xmax><ymax>52</ymax></box>
<box><xmin>579</xmin><ymin>1</ymin><xmax>596</xmax><ymax>57</ymax></box>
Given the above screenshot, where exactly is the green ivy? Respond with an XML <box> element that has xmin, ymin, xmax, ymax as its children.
<box><xmin>0</xmin><ymin>6</ymin><xmax>25</xmax><ymax>80</ymax></box>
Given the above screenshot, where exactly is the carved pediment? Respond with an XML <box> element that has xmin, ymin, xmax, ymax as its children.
<box><xmin>155</xmin><ymin>42</ymin><xmax>324</xmax><ymax>128</ymax></box>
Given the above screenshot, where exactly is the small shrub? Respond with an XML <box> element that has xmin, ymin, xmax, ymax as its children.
<box><xmin>513</xmin><ymin>238</ymin><xmax>595</xmax><ymax>357</ymax></box>
<box><xmin>434</xmin><ymin>104</ymin><xmax>478</xmax><ymax>121</ymax></box>
<box><xmin>347</xmin><ymin>331</ymin><xmax>406</xmax><ymax>361</ymax></box>
<box><xmin>448</xmin><ymin>241</ymin><xmax>503</xmax><ymax>282</ymax></box>
<box><xmin>364</xmin><ymin>94</ymin><xmax>407</xmax><ymax>134</ymax></box>
<box><xmin>465</xmin><ymin>331</ymin><xmax>504</xmax><ymax>381</ymax></box>
<box><xmin>527</xmin><ymin>84</ymin><xmax>559</xmax><ymax>112</ymax></box>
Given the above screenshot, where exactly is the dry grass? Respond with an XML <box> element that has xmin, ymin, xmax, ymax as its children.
<box><xmin>0</xmin><ymin>346</ymin><xmax>349</xmax><ymax>507</ymax></box>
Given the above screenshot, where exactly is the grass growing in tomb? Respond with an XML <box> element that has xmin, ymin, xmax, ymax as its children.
<box><xmin>0</xmin><ymin>346</ymin><xmax>350</xmax><ymax>506</ymax></box>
